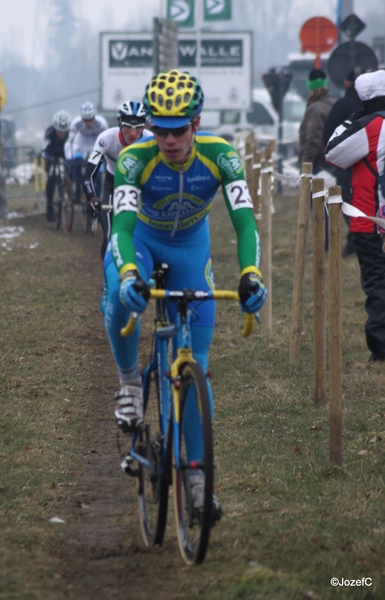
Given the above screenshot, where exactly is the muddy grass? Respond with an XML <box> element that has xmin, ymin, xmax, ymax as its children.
<box><xmin>1</xmin><ymin>192</ymin><xmax>385</xmax><ymax>600</ymax></box>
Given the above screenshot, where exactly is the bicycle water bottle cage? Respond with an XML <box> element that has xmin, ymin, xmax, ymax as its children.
<box><xmin>157</xmin><ymin>324</ymin><xmax>176</xmax><ymax>339</ymax></box>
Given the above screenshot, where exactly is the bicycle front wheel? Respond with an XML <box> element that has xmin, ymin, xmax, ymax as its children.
<box><xmin>62</xmin><ymin>179</ymin><xmax>74</xmax><ymax>232</ymax></box>
<box><xmin>172</xmin><ymin>362</ymin><xmax>214</xmax><ymax>565</ymax></box>
<box><xmin>137</xmin><ymin>369</ymin><xmax>169</xmax><ymax>547</ymax></box>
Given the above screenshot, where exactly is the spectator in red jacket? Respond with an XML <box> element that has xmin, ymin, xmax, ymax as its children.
<box><xmin>325</xmin><ymin>69</ymin><xmax>385</xmax><ymax>362</ymax></box>
<box><xmin>323</xmin><ymin>68</ymin><xmax>364</xmax><ymax>257</ymax></box>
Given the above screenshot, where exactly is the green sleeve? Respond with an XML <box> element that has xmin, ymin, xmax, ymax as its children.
<box><xmin>111</xmin><ymin>211</ymin><xmax>137</xmax><ymax>269</ymax></box>
<box><xmin>214</xmin><ymin>142</ymin><xmax>261</xmax><ymax>270</ymax></box>
<box><xmin>225</xmin><ymin>202</ymin><xmax>261</xmax><ymax>270</ymax></box>
<box><xmin>110</xmin><ymin>145</ymin><xmax>146</xmax><ymax>271</ymax></box>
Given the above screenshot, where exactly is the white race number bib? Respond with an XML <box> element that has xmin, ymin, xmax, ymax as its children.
<box><xmin>88</xmin><ymin>149</ymin><xmax>103</xmax><ymax>165</ymax></box>
<box><xmin>113</xmin><ymin>185</ymin><xmax>140</xmax><ymax>215</ymax></box>
<box><xmin>225</xmin><ymin>180</ymin><xmax>253</xmax><ymax>211</ymax></box>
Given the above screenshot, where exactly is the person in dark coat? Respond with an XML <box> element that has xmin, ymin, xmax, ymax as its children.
<box><xmin>324</xmin><ymin>68</ymin><xmax>364</xmax><ymax>256</ymax></box>
<box><xmin>299</xmin><ymin>69</ymin><xmax>335</xmax><ymax>251</ymax></box>
<box><xmin>300</xmin><ymin>69</ymin><xmax>335</xmax><ymax>170</ymax></box>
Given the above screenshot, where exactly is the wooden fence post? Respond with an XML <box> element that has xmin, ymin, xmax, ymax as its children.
<box><xmin>328</xmin><ymin>185</ymin><xmax>343</xmax><ymax>466</ymax></box>
<box><xmin>252</xmin><ymin>150</ymin><xmax>262</xmax><ymax>218</ymax></box>
<box><xmin>260</xmin><ymin>156</ymin><xmax>272</xmax><ymax>332</ymax></box>
<box><xmin>289</xmin><ymin>162</ymin><xmax>312</xmax><ymax>365</ymax></box>
<box><xmin>312</xmin><ymin>178</ymin><xmax>326</xmax><ymax>406</ymax></box>
<box><xmin>244</xmin><ymin>148</ymin><xmax>253</xmax><ymax>196</ymax></box>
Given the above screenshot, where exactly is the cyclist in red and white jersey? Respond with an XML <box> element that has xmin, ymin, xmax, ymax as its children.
<box><xmin>82</xmin><ymin>101</ymin><xmax>151</xmax><ymax>260</ymax></box>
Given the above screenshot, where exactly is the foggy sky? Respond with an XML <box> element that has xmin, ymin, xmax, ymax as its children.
<box><xmin>1</xmin><ymin>0</ymin><xmax>384</xmax><ymax>134</ymax></box>
<box><xmin>1</xmin><ymin>0</ymin><xmax>383</xmax><ymax>70</ymax></box>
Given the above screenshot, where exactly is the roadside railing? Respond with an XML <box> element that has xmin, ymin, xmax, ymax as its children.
<box><xmin>4</xmin><ymin>146</ymin><xmax>45</xmax><ymax>212</ymax></box>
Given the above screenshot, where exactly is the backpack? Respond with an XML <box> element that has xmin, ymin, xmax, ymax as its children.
<box><xmin>363</xmin><ymin>111</ymin><xmax>385</xmax><ymax>196</ymax></box>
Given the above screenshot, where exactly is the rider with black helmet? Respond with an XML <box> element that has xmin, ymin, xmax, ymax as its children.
<box><xmin>42</xmin><ymin>110</ymin><xmax>70</xmax><ymax>222</ymax></box>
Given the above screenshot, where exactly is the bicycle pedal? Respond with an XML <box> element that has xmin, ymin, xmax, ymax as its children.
<box><xmin>121</xmin><ymin>455</ymin><xmax>139</xmax><ymax>477</ymax></box>
<box><xmin>120</xmin><ymin>455</ymin><xmax>133</xmax><ymax>471</ymax></box>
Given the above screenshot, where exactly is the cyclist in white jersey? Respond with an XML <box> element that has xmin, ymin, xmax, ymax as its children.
<box><xmin>65</xmin><ymin>101</ymin><xmax>108</xmax><ymax>203</ymax></box>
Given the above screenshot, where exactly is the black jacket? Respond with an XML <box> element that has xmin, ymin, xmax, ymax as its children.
<box><xmin>323</xmin><ymin>86</ymin><xmax>363</xmax><ymax>146</ymax></box>
<box><xmin>42</xmin><ymin>126</ymin><xmax>68</xmax><ymax>160</ymax></box>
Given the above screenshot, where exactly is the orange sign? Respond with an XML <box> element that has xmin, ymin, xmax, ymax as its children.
<box><xmin>300</xmin><ymin>17</ymin><xmax>338</xmax><ymax>68</ymax></box>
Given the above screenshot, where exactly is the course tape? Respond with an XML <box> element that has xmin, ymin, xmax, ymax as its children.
<box><xmin>312</xmin><ymin>190</ymin><xmax>326</xmax><ymax>199</ymax></box>
<box><xmin>313</xmin><ymin>189</ymin><xmax>385</xmax><ymax>228</ymax></box>
<box><xmin>328</xmin><ymin>194</ymin><xmax>342</xmax><ymax>204</ymax></box>
<box><xmin>341</xmin><ymin>202</ymin><xmax>385</xmax><ymax>229</ymax></box>
<box><xmin>271</xmin><ymin>171</ymin><xmax>301</xmax><ymax>184</ymax></box>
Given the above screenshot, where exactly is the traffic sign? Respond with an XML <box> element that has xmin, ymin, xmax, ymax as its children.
<box><xmin>300</xmin><ymin>17</ymin><xmax>339</xmax><ymax>67</ymax></box>
<box><xmin>327</xmin><ymin>41</ymin><xmax>378</xmax><ymax>89</ymax></box>
<box><xmin>339</xmin><ymin>13</ymin><xmax>365</xmax><ymax>40</ymax></box>
<box><xmin>167</xmin><ymin>0</ymin><xmax>194</xmax><ymax>28</ymax></box>
<box><xmin>262</xmin><ymin>68</ymin><xmax>293</xmax><ymax>114</ymax></box>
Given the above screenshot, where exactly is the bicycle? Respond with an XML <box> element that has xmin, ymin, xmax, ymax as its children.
<box><xmin>119</xmin><ymin>264</ymin><xmax>255</xmax><ymax>565</ymax></box>
<box><xmin>88</xmin><ymin>201</ymin><xmax>113</xmax><ymax>237</ymax></box>
<box><xmin>70</xmin><ymin>157</ymin><xmax>104</xmax><ymax>236</ymax></box>
<box><xmin>48</xmin><ymin>157</ymin><xmax>74</xmax><ymax>232</ymax></box>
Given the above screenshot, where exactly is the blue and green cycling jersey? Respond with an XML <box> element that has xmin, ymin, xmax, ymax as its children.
<box><xmin>111</xmin><ymin>131</ymin><xmax>261</xmax><ymax>273</ymax></box>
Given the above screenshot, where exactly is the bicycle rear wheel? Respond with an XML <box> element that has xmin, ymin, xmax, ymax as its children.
<box><xmin>173</xmin><ymin>362</ymin><xmax>214</xmax><ymax>565</ymax></box>
<box><xmin>137</xmin><ymin>369</ymin><xmax>169</xmax><ymax>546</ymax></box>
<box><xmin>83</xmin><ymin>203</ymin><xmax>92</xmax><ymax>235</ymax></box>
<box><xmin>62</xmin><ymin>178</ymin><xmax>74</xmax><ymax>232</ymax></box>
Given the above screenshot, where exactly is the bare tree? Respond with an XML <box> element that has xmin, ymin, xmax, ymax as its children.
<box><xmin>47</xmin><ymin>0</ymin><xmax>79</xmax><ymax>67</ymax></box>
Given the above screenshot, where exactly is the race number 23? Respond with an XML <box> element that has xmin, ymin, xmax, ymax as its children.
<box><xmin>225</xmin><ymin>180</ymin><xmax>253</xmax><ymax>211</ymax></box>
<box><xmin>113</xmin><ymin>185</ymin><xmax>140</xmax><ymax>214</ymax></box>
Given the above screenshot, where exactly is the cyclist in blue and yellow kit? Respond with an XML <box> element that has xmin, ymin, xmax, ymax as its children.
<box><xmin>103</xmin><ymin>69</ymin><xmax>267</xmax><ymax>517</ymax></box>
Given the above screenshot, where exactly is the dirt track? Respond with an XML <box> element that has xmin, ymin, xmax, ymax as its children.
<box><xmin>22</xmin><ymin>215</ymin><xmax>226</xmax><ymax>600</ymax></box>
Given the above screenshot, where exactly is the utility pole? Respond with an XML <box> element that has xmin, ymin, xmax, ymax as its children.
<box><xmin>153</xmin><ymin>18</ymin><xmax>178</xmax><ymax>73</ymax></box>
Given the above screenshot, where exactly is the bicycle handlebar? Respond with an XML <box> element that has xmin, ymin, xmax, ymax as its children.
<box><xmin>120</xmin><ymin>289</ymin><xmax>256</xmax><ymax>338</ymax></box>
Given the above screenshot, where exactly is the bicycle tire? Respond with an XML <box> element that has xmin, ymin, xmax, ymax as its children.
<box><xmin>137</xmin><ymin>369</ymin><xmax>169</xmax><ymax>547</ymax></box>
<box><xmin>62</xmin><ymin>178</ymin><xmax>74</xmax><ymax>232</ymax></box>
<box><xmin>83</xmin><ymin>204</ymin><xmax>92</xmax><ymax>235</ymax></box>
<box><xmin>172</xmin><ymin>361</ymin><xmax>214</xmax><ymax>565</ymax></box>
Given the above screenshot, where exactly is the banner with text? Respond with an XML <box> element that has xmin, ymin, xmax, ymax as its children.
<box><xmin>204</xmin><ymin>0</ymin><xmax>231</xmax><ymax>21</ymax></box>
<box><xmin>100</xmin><ymin>31</ymin><xmax>252</xmax><ymax>111</ymax></box>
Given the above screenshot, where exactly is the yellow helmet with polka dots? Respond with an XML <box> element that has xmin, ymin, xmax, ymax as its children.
<box><xmin>143</xmin><ymin>69</ymin><xmax>204</xmax><ymax>127</ymax></box>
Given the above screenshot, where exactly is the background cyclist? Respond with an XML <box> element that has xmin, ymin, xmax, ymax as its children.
<box><xmin>65</xmin><ymin>101</ymin><xmax>108</xmax><ymax>204</ymax></box>
<box><xmin>104</xmin><ymin>69</ymin><xmax>267</xmax><ymax>519</ymax></box>
<box><xmin>83</xmin><ymin>101</ymin><xmax>151</xmax><ymax>261</ymax></box>
<box><xmin>41</xmin><ymin>110</ymin><xmax>70</xmax><ymax>222</ymax></box>
<box><xmin>83</xmin><ymin>100</ymin><xmax>151</xmax><ymax>313</ymax></box>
